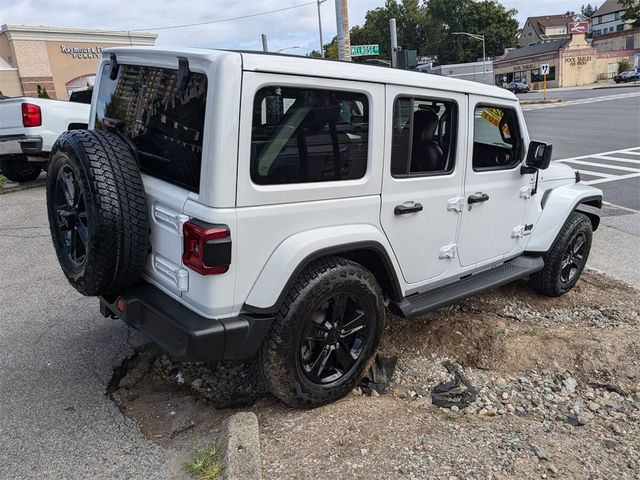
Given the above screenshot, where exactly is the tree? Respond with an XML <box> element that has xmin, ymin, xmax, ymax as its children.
<box><xmin>336</xmin><ymin>0</ymin><xmax>518</xmax><ymax>66</ymax></box>
<box><xmin>581</xmin><ymin>4</ymin><xmax>598</xmax><ymax>18</ymax></box>
<box><xmin>618</xmin><ymin>58</ymin><xmax>632</xmax><ymax>73</ymax></box>
<box><xmin>619</xmin><ymin>0</ymin><xmax>640</xmax><ymax>27</ymax></box>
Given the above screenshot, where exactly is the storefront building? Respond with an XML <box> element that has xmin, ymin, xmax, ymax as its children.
<box><xmin>493</xmin><ymin>26</ymin><xmax>640</xmax><ymax>89</ymax></box>
<box><xmin>0</xmin><ymin>25</ymin><xmax>156</xmax><ymax>100</ymax></box>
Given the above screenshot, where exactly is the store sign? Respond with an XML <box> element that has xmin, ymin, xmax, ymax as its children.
<box><xmin>60</xmin><ymin>45</ymin><xmax>104</xmax><ymax>59</ymax></box>
<box><xmin>569</xmin><ymin>22</ymin><xmax>589</xmax><ymax>34</ymax></box>
<box><xmin>564</xmin><ymin>56</ymin><xmax>592</xmax><ymax>66</ymax></box>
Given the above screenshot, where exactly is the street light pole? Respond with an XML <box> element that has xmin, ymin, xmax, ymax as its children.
<box><xmin>317</xmin><ymin>0</ymin><xmax>327</xmax><ymax>58</ymax></box>
<box><xmin>452</xmin><ymin>32</ymin><xmax>487</xmax><ymax>83</ymax></box>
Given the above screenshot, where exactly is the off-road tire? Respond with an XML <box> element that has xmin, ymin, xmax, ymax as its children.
<box><xmin>0</xmin><ymin>155</ymin><xmax>42</xmax><ymax>182</ymax></box>
<box><xmin>529</xmin><ymin>212</ymin><xmax>592</xmax><ymax>297</ymax></box>
<box><xmin>46</xmin><ymin>130</ymin><xmax>149</xmax><ymax>296</ymax></box>
<box><xmin>257</xmin><ymin>257</ymin><xmax>385</xmax><ymax>407</ymax></box>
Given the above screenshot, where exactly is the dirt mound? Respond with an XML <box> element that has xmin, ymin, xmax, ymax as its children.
<box><xmin>110</xmin><ymin>271</ymin><xmax>640</xmax><ymax>479</ymax></box>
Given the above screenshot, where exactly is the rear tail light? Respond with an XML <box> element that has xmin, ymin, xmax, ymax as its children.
<box><xmin>182</xmin><ymin>220</ymin><xmax>231</xmax><ymax>275</ymax></box>
<box><xmin>22</xmin><ymin>103</ymin><xmax>42</xmax><ymax>127</ymax></box>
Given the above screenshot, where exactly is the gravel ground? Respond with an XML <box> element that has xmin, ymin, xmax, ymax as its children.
<box><xmin>115</xmin><ymin>271</ymin><xmax>640</xmax><ymax>480</ymax></box>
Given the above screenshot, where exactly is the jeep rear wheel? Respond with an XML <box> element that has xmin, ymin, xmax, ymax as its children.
<box><xmin>46</xmin><ymin>130</ymin><xmax>149</xmax><ymax>296</ymax></box>
<box><xmin>0</xmin><ymin>155</ymin><xmax>42</xmax><ymax>183</ymax></box>
<box><xmin>257</xmin><ymin>257</ymin><xmax>385</xmax><ymax>407</ymax></box>
<box><xmin>529</xmin><ymin>212</ymin><xmax>592</xmax><ymax>297</ymax></box>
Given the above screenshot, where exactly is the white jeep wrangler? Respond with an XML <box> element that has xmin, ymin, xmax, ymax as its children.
<box><xmin>45</xmin><ymin>48</ymin><xmax>602</xmax><ymax>406</ymax></box>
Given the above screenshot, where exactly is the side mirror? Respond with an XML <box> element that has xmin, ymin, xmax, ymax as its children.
<box><xmin>525</xmin><ymin>141</ymin><xmax>552</xmax><ymax>170</ymax></box>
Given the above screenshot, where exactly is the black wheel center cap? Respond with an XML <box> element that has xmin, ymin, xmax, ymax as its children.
<box><xmin>326</xmin><ymin>328</ymin><xmax>339</xmax><ymax>345</ymax></box>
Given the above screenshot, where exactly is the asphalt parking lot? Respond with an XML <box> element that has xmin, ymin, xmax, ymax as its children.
<box><xmin>0</xmin><ymin>189</ymin><xmax>179</xmax><ymax>479</ymax></box>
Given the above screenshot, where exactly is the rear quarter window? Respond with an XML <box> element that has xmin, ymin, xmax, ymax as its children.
<box><xmin>95</xmin><ymin>63</ymin><xmax>207</xmax><ymax>193</ymax></box>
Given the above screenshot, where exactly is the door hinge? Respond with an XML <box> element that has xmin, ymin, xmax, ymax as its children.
<box><xmin>511</xmin><ymin>224</ymin><xmax>533</xmax><ymax>238</ymax></box>
<box><xmin>439</xmin><ymin>244</ymin><xmax>457</xmax><ymax>259</ymax></box>
<box><xmin>519</xmin><ymin>186</ymin><xmax>533</xmax><ymax>199</ymax></box>
<box><xmin>447</xmin><ymin>197</ymin><xmax>464</xmax><ymax>213</ymax></box>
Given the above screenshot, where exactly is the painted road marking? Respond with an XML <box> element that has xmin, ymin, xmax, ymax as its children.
<box><xmin>521</xmin><ymin>91</ymin><xmax>640</xmax><ymax>111</ymax></box>
<box><xmin>555</xmin><ymin>147</ymin><xmax>640</xmax><ymax>185</ymax></box>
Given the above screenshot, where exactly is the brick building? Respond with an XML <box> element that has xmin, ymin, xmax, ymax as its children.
<box><xmin>0</xmin><ymin>24</ymin><xmax>156</xmax><ymax>100</ymax></box>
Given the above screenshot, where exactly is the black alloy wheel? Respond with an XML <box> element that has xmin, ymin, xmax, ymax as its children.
<box><xmin>53</xmin><ymin>165</ymin><xmax>89</xmax><ymax>268</ymax></box>
<box><xmin>560</xmin><ymin>232</ymin><xmax>586</xmax><ymax>284</ymax></box>
<box><xmin>300</xmin><ymin>292</ymin><xmax>371</xmax><ymax>385</ymax></box>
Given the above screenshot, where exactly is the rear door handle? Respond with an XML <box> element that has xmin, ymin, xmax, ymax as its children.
<box><xmin>394</xmin><ymin>202</ymin><xmax>423</xmax><ymax>215</ymax></box>
<box><xmin>467</xmin><ymin>192</ymin><xmax>490</xmax><ymax>204</ymax></box>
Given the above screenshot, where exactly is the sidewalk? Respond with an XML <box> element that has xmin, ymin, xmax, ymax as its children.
<box><xmin>588</xmin><ymin>212</ymin><xmax>640</xmax><ymax>289</ymax></box>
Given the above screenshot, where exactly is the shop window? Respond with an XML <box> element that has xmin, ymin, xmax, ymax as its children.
<box><xmin>513</xmin><ymin>71</ymin><xmax>527</xmax><ymax>83</ymax></box>
<box><xmin>531</xmin><ymin>66</ymin><xmax>556</xmax><ymax>82</ymax></box>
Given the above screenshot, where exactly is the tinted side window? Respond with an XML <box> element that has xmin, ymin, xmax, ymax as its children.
<box><xmin>391</xmin><ymin>97</ymin><xmax>457</xmax><ymax>177</ymax></box>
<box><xmin>95</xmin><ymin>63</ymin><xmax>207</xmax><ymax>192</ymax></box>
<box><xmin>473</xmin><ymin>106</ymin><xmax>523</xmax><ymax>171</ymax></box>
<box><xmin>251</xmin><ymin>86</ymin><xmax>368</xmax><ymax>185</ymax></box>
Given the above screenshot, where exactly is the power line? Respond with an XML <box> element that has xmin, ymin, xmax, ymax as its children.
<box><xmin>129</xmin><ymin>1</ymin><xmax>317</xmax><ymax>32</ymax></box>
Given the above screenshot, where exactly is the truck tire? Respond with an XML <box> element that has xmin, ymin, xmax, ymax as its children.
<box><xmin>257</xmin><ymin>257</ymin><xmax>385</xmax><ymax>407</ymax></box>
<box><xmin>529</xmin><ymin>212</ymin><xmax>592</xmax><ymax>297</ymax></box>
<box><xmin>0</xmin><ymin>155</ymin><xmax>42</xmax><ymax>182</ymax></box>
<box><xmin>46</xmin><ymin>130</ymin><xmax>149</xmax><ymax>296</ymax></box>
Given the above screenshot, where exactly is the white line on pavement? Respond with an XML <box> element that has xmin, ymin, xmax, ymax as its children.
<box><xmin>592</xmin><ymin>155</ymin><xmax>640</xmax><ymax>165</ymax></box>
<box><xmin>563</xmin><ymin>159</ymin><xmax>640</xmax><ymax>172</ymax></box>
<box><xmin>584</xmin><ymin>172</ymin><xmax>640</xmax><ymax>185</ymax></box>
<box><xmin>623</xmin><ymin>151</ymin><xmax>640</xmax><ymax>155</ymax></box>
<box><xmin>521</xmin><ymin>91</ymin><xmax>640</xmax><ymax>110</ymax></box>
<box><xmin>555</xmin><ymin>147</ymin><xmax>640</xmax><ymax>163</ymax></box>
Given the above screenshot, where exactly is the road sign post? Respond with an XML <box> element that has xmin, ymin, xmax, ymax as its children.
<box><xmin>540</xmin><ymin>63</ymin><xmax>550</xmax><ymax>102</ymax></box>
<box><xmin>350</xmin><ymin>44</ymin><xmax>380</xmax><ymax>57</ymax></box>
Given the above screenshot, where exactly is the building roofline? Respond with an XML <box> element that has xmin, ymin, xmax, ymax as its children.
<box><xmin>0</xmin><ymin>24</ymin><xmax>157</xmax><ymax>44</ymax></box>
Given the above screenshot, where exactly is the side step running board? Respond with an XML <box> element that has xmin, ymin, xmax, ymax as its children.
<box><xmin>395</xmin><ymin>256</ymin><xmax>544</xmax><ymax>318</ymax></box>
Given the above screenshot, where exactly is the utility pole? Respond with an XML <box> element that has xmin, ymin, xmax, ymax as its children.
<box><xmin>335</xmin><ymin>0</ymin><xmax>351</xmax><ymax>61</ymax></box>
<box><xmin>261</xmin><ymin>33</ymin><xmax>268</xmax><ymax>53</ymax></box>
<box><xmin>317</xmin><ymin>0</ymin><xmax>327</xmax><ymax>58</ymax></box>
<box><xmin>390</xmin><ymin>18</ymin><xmax>398</xmax><ymax>68</ymax></box>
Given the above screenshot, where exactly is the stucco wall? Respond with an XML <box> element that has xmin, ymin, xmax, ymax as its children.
<box><xmin>0</xmin><ymin>69</ymin><xmax>23</xmax><ymax>96</ymax></box>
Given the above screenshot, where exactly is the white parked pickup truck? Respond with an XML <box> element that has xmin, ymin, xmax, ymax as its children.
<box><xmin>0</xmin><ymin>93</ymin><xmax>90</xmax><ymax>182</ymax></box>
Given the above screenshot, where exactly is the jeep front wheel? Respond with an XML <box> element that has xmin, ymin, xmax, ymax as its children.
<box><xmin>529</xmin><ymin>212</ymin><xmax>593</xmax><ymax>297</ymax></box>
<box><xmin>257</xmin><ymin>257</ymin><xmax>385</xmax><ymax>407</ymax></box>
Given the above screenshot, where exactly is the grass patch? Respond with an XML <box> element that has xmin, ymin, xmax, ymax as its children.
<box><xmin>186</xmin><ymin>443</ymin><xmax>223</xmax><ymax>480</ymax></box>
<box><xmin>0</xmin><ymin>174</ymin><xmax>6</xmax><ymax>194</ymax></box>
<box><xmin>525</xmin><ymin>329</ymin><xmax>540</xmax><ymax>337</ymax></box>
<box><xmin>487</xmin><ymin>327</ymin><xmax>505</xmax><ymax>339</ymax></box>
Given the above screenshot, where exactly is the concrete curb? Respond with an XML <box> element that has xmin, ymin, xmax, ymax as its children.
<box><xmin>519</xmin><ymin>98</ymin><xmax>564</xmax><ymax>105</ymax></box>
<box><xmin>221</xmin><ymin>412</ymin><xmax>262</xmax><ymax>480</ymax></box>
<box><xmin>1</xmin><ymin>178</ymin><xmax>46</xmax><ymax>194</ymax></box>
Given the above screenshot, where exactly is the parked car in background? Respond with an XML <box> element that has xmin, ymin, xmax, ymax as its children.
<box><xmin>506</xmin><ymin>81</ymin><xmax>530</xmax><ymax>94</ymax></box>
<box><xmin>613</xmin><ymin>70</ymin><xmax>640</xmax><ymax>83</ymax></box>
<box><xmin>0</xmin><ymin>93</ymin><xmax>91</xmax><ymax>182</ymax></box>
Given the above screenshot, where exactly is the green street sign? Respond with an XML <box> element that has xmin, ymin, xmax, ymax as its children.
<box><xmin>350</xmin><ymin>44</ymin><xmax>380</xmax><ymax>57</ymax></box>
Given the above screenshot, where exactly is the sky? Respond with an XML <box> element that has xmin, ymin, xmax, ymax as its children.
<box><xmin>0</xmin><ymin>0</ymin><xmax>584</xmax><ymax>54</ymax></box>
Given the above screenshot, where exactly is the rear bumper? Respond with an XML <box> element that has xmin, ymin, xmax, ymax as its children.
<box><xmin>100</xmin><ymin>282</ymin><xmax>273</xmax><ymax>362</ymax></box>
<box><xmin>0</xmin><ymin>134</ymin><xmax>43</xmax><ymax>155</ymax></box>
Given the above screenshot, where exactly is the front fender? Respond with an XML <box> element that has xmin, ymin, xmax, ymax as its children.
<box><xmin>526</xmin><ymin>183</ymin><xmax>602</xmax><ymax>252</ymax></box>
<box><xmin>243</xmin><ymin>224</ymin><xmax>403</xmax><ymax>312</ymax></box>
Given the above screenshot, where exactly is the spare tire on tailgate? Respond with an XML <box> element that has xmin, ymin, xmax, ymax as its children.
<box><xmin>46</xmin><ymin>130</ymin><xmax>149</xmax><ymax>296</ymax></box>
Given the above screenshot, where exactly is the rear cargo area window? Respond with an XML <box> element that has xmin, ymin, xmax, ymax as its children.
<box><xmin>95</xmin><ymin>63</ymin><xmax>207</xmax><ymax>192</ymax></box>
<box><xmin>250</xmin><ymin>86</ymin><xmax>369</xmax><ymax>185</ymax></box>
